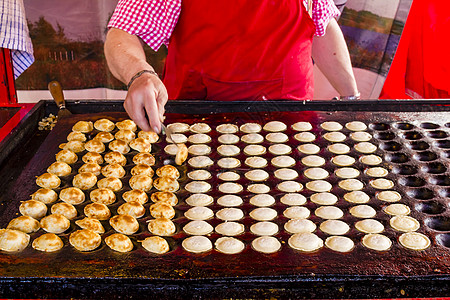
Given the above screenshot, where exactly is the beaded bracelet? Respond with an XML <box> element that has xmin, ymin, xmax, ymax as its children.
<box><xmin>127</xmin><ymin>70</ymin><xmax>158</xmax><ymax>90</ymax></box>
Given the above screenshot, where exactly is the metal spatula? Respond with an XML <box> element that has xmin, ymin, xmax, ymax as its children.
<box><xmin>48</xmin><ymin>81</ymin><xmax>72</xmax><ymax>118</ymax></box>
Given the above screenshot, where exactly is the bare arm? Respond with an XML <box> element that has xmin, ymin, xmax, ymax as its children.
<box><xmin>312</xmin><ymin>18</ymin><xmax>359</xmax><ymax>98</ymax></box>
<box><xmin>104</xmin><ymin>28</ymin><xmax>167</xmax><ymax>132</ymax></box>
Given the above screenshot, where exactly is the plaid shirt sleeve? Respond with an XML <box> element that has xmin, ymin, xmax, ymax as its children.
<box><xmin>304</xmin><ymin>0</ymin><xmax>341</xmax><ymax>36</ymax></box>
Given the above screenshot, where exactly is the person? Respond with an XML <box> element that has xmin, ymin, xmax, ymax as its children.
<box><xmin>105</xmin><ymin>0</ymin><xmax>359</xmax><ymax>133</ymax></box>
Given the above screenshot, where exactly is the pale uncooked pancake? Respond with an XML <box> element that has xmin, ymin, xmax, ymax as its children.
<box><xmin>217</xmin><ymin>195</ymin><xmax>243</xmax><ymax>207</ymax></box>
<box><xmin>370</xmin><ymin>178</ymin><xmax>394</xmax><ymax>190</ymax></box>
<box><xmin>301</xmin><ymin>155</ymin><xmax>326</xmax><ymax>167</ymax></box>
<box><xmin>185</xmin><ymin>193</ymin><xmax>214</xmax><ymax>206</ymax></box>
<box><xmin>105</xmin><ymin>151</ymin><xmax>127</xmax><ymax>166</ymax></box>
<box><xmin>59</xmin><ymin>187</ymin><xmax>85</xmax><ymax>205</ymax></box>
<box><xmin>116</xmin><ymin>119</ymin><xmax>137</xmax><ymax>132</ymax></box>
<box><xmin>75</xmin><ymin>217</ymin><xmax>105</xmax><ymax>234</ymax></box>
<box><xmin>365</xmin><ymin>167</ymin><xmax>389</xmax><ymax>177</ymax></box>
<box><xmin>32</xmin><ymin>233</ymin><xmax>63</xmax><ymax>252</ymax></box>
<box><xmin>190</xmin><ymin>122</ymin><xmax>211</xmax><ymax>133</ymax></box>
<box><xmin>69</xmin><ymin>229</ymin><xmax>101</xmax><ymax>251</ymax></box>
<box><xmin>384</xmin><ymin>203</ymin><xmax>410</xmax><ymax>216</ymax></box>
<box><xmin>272</xmin><ymin>155</ymin><xmax>296</xmax><ymax>168</ymax></box>
<box><xmin>215</xmin><ymin>237</ymin><xmax>245</xmax><ymax>254</ymax></box>
<box><xmin>244</xmin><ymin>144</ymin><xmax>266</xmax><ymax>156</ymax></box>
<box><xmin>249</xmin><ymin>194</ymin><xmax>275</xmax><ymax>207</ymax></box>
<box><xmin>129</xmin><ymin>175</ymin><xmax>153</xmax><ymax>192</ymax></box>
<box><xmin>247</xmin><ymin>184</ymin><xmax>271</xmax><ymax>194</ymax></box>
<box><xmin>354</xmin><ymin>142</ymin><xmax>377</xmax><ymax>154</ymax></box>
<box><xmin>129</xmin><ymin>137</ymin><xmax>152</xmax><ymax>153</ymax></box>
<box><xmin>182</xmin><ymin>236</ymin><xmax>212</xmax><ymax>253</ymax></box>
<box><xmin>166</xmin><ymin>133</ymin><xmax>187</xmax><ymax>144</ymax></box>
<box><xmin>216</xmin><ymin>123</ymin><xmax>238</xmax><ymax>134</ymax></box>
<box><xmin>265</xmin><ymin>132</ymin><xmax>289</xmax><ymax>143</ymax></box>
<box><xmin>359</xmin><ymin>154</ymin><xmax>382</xmax><ymax>165</ymax></box>
<box><xmin>331</xmin><ymin>155</ymin><xmax>356</xmax><ymax>167</ymax></box>
<box><xmin>218</xmin><ymin>134</ymin><xmax>240</xmax><ymax>144</ymax></box>
<box><xmin>390</xmin><ymin>215</ymin><xmax>420</xmax><ymax>232</ymax></box>
<box><xmin>32</xmin><ymin>188</ymin><xmax>58</xmax><ymax>204</ymax></box>
<box><xmin>251</xmin><ymin>236</ymin><xmax>281</xmax><ymax>253</ymax></box>
<box><xmin>304</xmin><ymin>168</ymin><xmax>329</xmax><ymax>180</ymax></box>
<box><xmin>297</xmin><ymin>144</ymin><xmax>320</xmax><ymax>155</ymax></box>
<box><xmin>216</xmin><ymin>208</ymin><xmax>244</xmax><ymax>221</ymax></box>
<box><xmin>268</xmin><ymin>144</ymin><xmax>291</xmax><ymax>155</ymax></box>
<box><xmin>335</xmin><ymin>167</ymin><xmax>360</xmax><ymax>179</ymax></box>
<box><xmin>40</xmin><ymin>214</ymin><xmax>70</xmax><ymax>234</ymax></box>
<box><xmin>133</xmin><ymin>152</ymin><xmax>155</xmax><ymax>166</ymax></box>
<box><xmin>94</xmin><ymin>132</ymin><xmax>114</xmax><ymax>143</ymax></box>
<box><xmin>338</xmin><ymin>179</ymin><xmax>364</xmax><ymax>191</ymax></box>
<box><xmin>131</xmin><ymin>164</ymin><xmax>154</xmax><ymax>177</ymax></box>
<box><xmin>72</xmin><ymin>121</ymin><xmax>94</xmax><ymax>133</ymax></box>
<box><xmin>84</xmin><ymin>203</ymin><xmax>111</xmax><ymax>220</ymax></box>
<box><xmin>315</xmin><ymin>206</ymin><xmax>344</xmax><ymax>219</ymax></box>
<box><xmin>123</xmin><ymin>189</ymin><xmax>148</xmax><ymax>204</ymax></box>
<box><xmin>319</xmin><ymin>220</ymin><xmax>350</xmax><ymax>235</ymax></box>
<box><xmin>215</xmin><ymin>221</ymin><xmax>245</xmax><ymax>236</ymax></box>
<box><xmin>67</xmin><ymin>131</ymin><xmax>87</xmax><ymax>142</ymax></box>
<box><xmin>36</xmin><ymin>172</ymin><xmax>61</xmax><ymax>189</ymax></box>
<box><xmin>240</xmin><ymin>123</ymin><xmax>261</xmax><ymax>133</ymax></box>
<box><xmin>149</xmin><ymin>202</ymin><xmax>176</xmax><ymax>219</ymax></box>
<box><xmin>115</xmin><ymin>129</ymin><xmax>136</xmax><ymax>142</ymax></box>
<box><xmin>138</xmin><ymin>130</ymin><xmax>159</xmax><ymax>143</ymax></box>
<box><xmin>320</xmin><ymin>121</ymin><xmax>343</xmax><ymax>131</ymax></box>
<box><xmin>72</xmin><ymin>172</ymin><xmax>97</xmax><ymax>190</ymax></box>
<box><xmin>217</xmin><ymin>157</ymin><xmax>241</xmax><ymax>169</ymax></box>
<box><xmin>306</xmin><ymin>180</ymin><xmax>332</xmax><ymax>192</ymax></box>
<box><xmin>349</xmin><ymin>205</ymin><xmax>376</xmax><ymax>218</ymax></box>
<box><xmin>109</xmin><ymin>214</ymin><xmax>139</xmax><ymax>235</ymax></box>
<box><xmin>47</xmin><ymin>161</ymin><xmax>72</xmax><ymax>177</ymax></box>
<box><xmin>188</xmin><ymin>155</ymin><xmax>214</xmax><ymax>168</ymax></box>
<box><xmin>323</xmin><ymin>132</ymin><xmax>346</xmax><ymax>143</ymax></box>
<box><xmin>284</xmin><ymin>218</ymin><xmax>316</xmax><ymax>234</ymax></box>
<box><xmin>188</xmin><ymin>133</ymin><xmax>211</xmax><ymax>144</ymax></box>
<box><xmin>398</xmin><ymin>232</ymin><xmax>431</xmax><ymax>251</ymax></box>
<box><xmin>288</xmin><ymin>233</ymin><xmax>323</xmax><ymax>252</ymax></box>
<box><xmin>294</xmin><ymin>132</ymin><xmax>316</xmax><ymax>143</ymax></box>
<box><xmin>56</xmin><ymin>149</ymin><xmax>78</xmax><ymax>164</ymax></box>
<box><xmin>164</xmin><ymin>144</ymin><xmax>179</xmax><ymax>155</ymax></box>
<box><xmin>345</xmin><ymin>121</ymin><xmax>367</xmax><ymax>131</ymax></box>
<box><xmin>355</xmin><ymin>219</ymin><xmax>384</xmax><ymax>234</ymax></box>
<box><xmin>274</xmin><ymin>168</ymin><xmax>298</xmax><ymax>180</ymax></box>
<box><xmin>117</xmin><ymin>201</ymin><xmax>146</xmax><ymax>218</ymax></box>
<box><xmin>185</xmin><ymin>181</ymin><xmax>211</xmax><ymax>193</ymax></box>
<box><xmin>327</xmin><ymin>143</ymin><xmax>350</xmax><ymax>154</ymax></box>
<box><xmin>362</xmin><ymin>233</ymin><xmax>392</xmax><ymax>251</ymax></box>
<box><xmin>7</xmin><ymin>216</ymin><xmax>40</xmax><ymax>233</ymax></box>
<box><xmin>84</xmin><ymin>140</ymin><xmax>106</xmax><ymax>153</ymax></box>
<box><xmin>141</xmin><ymin>236</ymin><xmax>170</xmax><ymax>254</ymax></box>
<box><xmin>0</xmin><ymin>229</ymin><xmax>29</xmax><ymax>252</ymax></box>
<box><xmin>218</xmin><ymin>182</ymin><xmax>243</xmax><ymax>194</ymax></box>
<box><xmin>218</xmin><ymin>171</ymin><xmax>240</xmax><ymax>181</ymax></box>
<box><xmin>245</xmin><ymin>156</ymin><xmax>268</xmax><ymax>168</ymax></box>
<box><xmin>102</xmin><ymin>163</ymin><xmax>126</xmax><ymax>178</ymax></box>
<box><xmin>105</xmin><ymin>233</ymin><xmax>133</xmax><ymax>252</ymax></box>
<box><xmin>377</xmin><ymin>190</ymin><xmax>401</xmax><ymax>202</ymax></box>
<box><xmin>283</xmin><ymin>206</ymin><xmax>310</xmax><ymax>219</ymax></box>
<box><xmin>241</xmin><ymin>133</ymin><xmax>264</xmax><ymax>144</ymax></box>
<box><xmin>245</xmin><ymin>169</ymin><xmax>270</xmax><ymax>182</ymax></box>
<box><xmin>19</xmin><ymin>200</ymin><xmax>47</xmax><ymax>219</ymax></box>
<box><xmin>292</xmin><ymin>121</ymin><xmax>312</xmax><ymax>131</ymax></box>
<box><xmin>263</xmin><ymin>120</ymin><xmax>287</xmax><ymax>132</ymax></box>
<box><xmin>277</xmin><ymin>181</ymin><xmax>303</xmax><ymax>193</ymax></box>
<box><xmin>280</xmin><ymin>193</ymin><xmax>307</xmax><ymax>206</ymax></box>
<box><xmin>147</xmin><ymin>217</ymin><xmax>176</xmax><ymax>236</ymax></box>
<box><xmin>79</xmin><ymin>163</ymin><xmax>101</xmax><ymax>176</ymax></box>
<box><xmin>350</xmin><ymin>131</ymin><xmax>372</xmax><ymax>142</ymax></box>
<box><xmin>109</xmin><ymin>139</ymin><xmax>130</xmax><ymax>154</ymax></box>
<box><xmin>217</xmin><ymin>145</ymin><xmax>240</xmax><ymax>156</ymax></box>
<box><xmin>310</xmin><ymin>192</ymin><xmax>338</xmax><ymax>205</ymax></box>
<box><xmin>183</xmin><ymin>220</ymin><xmax>213</xmax><ymax>235</ymax></box>
<box><xmin>325</xmin><ymin>236</ymin><xmax>355</xmax><ymax>253</ymax></box>
<box><xmin>250</xmin><ymin>221</ymin><xmax>279</xmax><ymax>236</ymax></box>
<box><xmin>343</xmin><ymin>191</ymin><xmax>370</xmax><ymax>204</ymax></box>
<box><xmin>167</xmin><ymin>122</ymin><xmax>189</xmax><ymax>133</ymax></box>
<box><xmin>185</xmin><ymin>206</ymin><xmax>214</xmax><ymax>220</ymax></box>
<box><xmin>188</xmin><ymin>170</ymin><xmax>212</xmax><ymax>181</ymax></box>
<box><xmin>249</xmin><ymin>207</ymin><xmax>277</xmax><ymax>221</ymax></box>
<box><xmin>51</xmin><ymin>202</ymin><xmax>77</xmax><ymax>220</ymax></box>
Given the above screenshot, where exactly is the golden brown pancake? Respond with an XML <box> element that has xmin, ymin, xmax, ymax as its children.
<box><xmin>116</xmin><ymin>119</ymin><xmax>137</xmax><ymax>132</ymax></box>
<box><xmin>47</xmin><ymin>161</ymin><xmax>72</xmax><ymax>177</ymax></box>
<box><xmin>59</xmin><ymin>187</ymin><xmax>85</xmax><ymax>205</ymax></box>
<box><xmin>79</xmin><ymin>163</ymin><xmax>101</xmax><ymax>176</ymax></box>
<box><xmin>32</xmin><ymin>233</ymin><xmax>63</xmax><ymax>252</ymax></box>
<box><xmin>19</xmin><ymin>200</ymin><xmax>47</xmax><ymax>219</ymax></box>
<box><xmin>75</xmin><ymin>217</ymin><xmax>105</xmax><ymax>234</ymax></box>
<box><xmin>72</xmin><ymin>121</ymin><xmax>93</xmax><ymax>133</ymax></box>
<box><xmin>72</xmin><ymin>172</ymin><xmax>97</xmax><ymax>190</ymax></box>
<box><xmin>69</xmin><ymin>229</ymin><xmax>101</xmax><ymax>251</ymax></box>
<box><xmin>0</xmin><ymin>229</ymin><xmax>30</xmax><ymax>252</ymax></box>
<box><xmin>82</xmin><ymin>151</ymin><xmax>103</xmax><ymax>164</ymax></box>
<box><xmin>31</xmin><ymin>188</ymin><xmax>58</xmax><ymax>204</ymax></box>
<box><xmin>133</xmin><ymin>152</ymin><xmax>156</xmax><ymax>166</ymax></box>
<box><xmin>90</xmin><ymin>188</ymin><xmax>116</xmax><ymax>205</ymax></box>
<box><xmin>101</xmin><ymin>163</ymin><xmax>126</xmax><ymax>178</ymax></box>
<box><xmin>105</xmin><ymin>233</ymin><xmax>133</xmax><ymax>252</ymax></box>
<box><xmin>147</xmin><ymin>217</ymin><xmax>176</xmax><ymax>236</ymax></box>
<box><xmin>40</xmin><ymin>214</ymin><xmax>70</xmax><ymax>234</ymax></box>
<box><xmin>150</xmin><ymin>191</ymin><xmax>178</xmax><ymax>205</ymax></box>
<box><xmin>84</xmin><ymin>140</ymin><xmax>105</xmax><ymax>153</ymax></box>
<box><xmin>51</xmin><ymin>202</ymin><xmax>77</xmax><ymax>220</ymax></box>
<box><xmin>109</xmin><ymin>214</ymin><xmax>139</xmax><ymax>235</ymax></box>
<box><xmin>36</xmin><ymin>172</ymin><xmax>61</xmax><ymax>189</ymax></box>
<box><xmin>123</xmin><ymin>189</ymin><xmax>148</xmax><ymax>204</ymax></box>
<box><xmin>7</xmin><ymin>216</ymin><xmax>40</xmax><ymax>233</ymax></box>
<box><xmin>94</xmin><ymin>118</ymin><xmax>115</xmax><ymax>132</ymax></box>
<box><xmin>56</xmin><ymin>149</ymin><xmax>78</xmax><ymax>164</ymax></box>
<box><xmin>97</xmin><ymin>177</ymin><xmax>123</xmax><ymax>192</ymax></box>
<box><xmin>84</xmin><ymin>203</ymin><xmax>111</xmax><ymax>220</ymax></box>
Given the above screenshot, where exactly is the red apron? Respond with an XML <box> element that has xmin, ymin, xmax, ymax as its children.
<box><xmin>163</xmin><ymin>0</ymin><xmax>315</xmax><ymax>101</ymax></box>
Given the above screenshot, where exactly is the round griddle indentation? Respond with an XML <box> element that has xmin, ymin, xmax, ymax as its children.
<box><xmin>373</xmin><ymin>131</ymin><xmax>395</xmax><ymax>140</ymax></box>
<box><xmin>426</xmin><ymin>130</ymin><xmax>448</xmax><ymax>139</ymax></box>
<box><xmin>420</xmin><ymin>122</ymin><xmax>440</xmax><ymax>130</ymax></box>
<box><xmin>412</xmin><ymin>151</ymin><xmax>438</xmax><ymax>162</ymax></box>
<box><xmin>392</xmin><ymin>165</ymin><xmax>418</xmax><ymax>176</ymax></box>
<box><xmin>380</xmin><ymin>141</ymin><xmax>402</xmax><ymax>152</ymax></box>
<box><xmin>436</xmin><ymin>233</ymin><xmax>450</xmax><ymax>249</ymax></box>
<box><xmin>385</xmin><ymin>152</ymin><xmax>409</xmax><ymax>164</ymax></box>
<box><xmin>427</xmin><ymin>175</ymin><xmax>450</xmax><ymax>186</ymax></box>
<box><xmin>424</xmin><ymin>216</ymin><xmax>450</xmax><ymax>232</ymax></box>
<box><xmin>398</xmin><ymin>176</ymin><xmax>426</xmax><ymax>187</ymax></box>
<box><xmin>369</xmin><ymin>122</ymin><xmax>390</xmax><ymax>131</ymax></box>
<box><xmin>420</xmin><ymin>162</ymin><xmax>447</xmax><ymax>174</ymax></box>
<box><xmin>414</xmin><ymin>201</ymin><xmax>446</xmax><ymax>215</ymax></box>
<box><xmin>394</xmin><ymin>122</ymin><xmax>415</xmax><ymax>130</ymax></box>
<box><xmin>405</xmin><ymin>188</ymin><xmax>435</xmax><ymax>200</ymax></box>
<box><xmin>433</xmin><ymin>140</ymin><xmax>450</xmax><ymax>149</ymax></box>
<box><xmin>400</xmin><ymin>131</ymin><xmax>423</xmax><ymax>140</ymax></box>
<box><xmin>407</xmin><ymin>141</ymin><xmax>430</xmax><ymax>151</ymax></box>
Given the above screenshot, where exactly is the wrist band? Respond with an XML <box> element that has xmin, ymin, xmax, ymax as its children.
<box><xmin>339</xmin><ymin>92</ymin><xmax>361</xmax><ymax>101</ymax></box>
<box><xmin>127</xmin><ymin>70</ymin><xmax>158</xmax><ymax>90</ymax></box>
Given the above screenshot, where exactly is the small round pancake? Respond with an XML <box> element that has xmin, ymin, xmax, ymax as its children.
<box><xmin>370</xmin><ymin>178</ymin><xmax>394</xmax><ymax>190</ymax></box>
<box><xmin>105</xmin><ymin>233</ymin><xmax>133</xmax><ymax>252</ymax></box>
<box><xmin>274</xmin><ymin>168</ymin><xmax>298</xmax><ymax>180</ymax></box>
<box><xmin>245</xmin><ymin>169</ymin><xmax>269</xmax><ymax>182</ymax></box>
<box><xmin>150</xmin><ymin>191</ymin><xmax>177</xmax><ymax>205</ymax></box>
<box><xmin>355</xmin><ymin>219</ymin><xmax>384</xmax><ymax>234</ymax></box>
<box><xmin>167</xmin><ymin>122</ymin><xmax>189</xmax><ymax>133</ymax></box>
<box><xmin>109</xmin><ymin>139</ymin><xmax>130</xmax><ymax>154</ymax></box>
<box><xmin>216</xmin><ymin>123</ymin><xmax>238</xmax><ymax>134</ymax></box>
<box><xmin>310</xmin><ymin>192</ymin><xmax>338</xmax><ymax>205</ymax></box>
<box><xmin>268</xmin><ymin>144</ymin><xmax>291</xmax><ymax>155</ymax></box>
<box><xmin>338</xmin><ymin>179</ymin><xmax>364</xmax><ymax>191</ymax></box>
<box><xmin>263</xmin><ymin>121</ymin><xmax>287</xmax><ymax>132</ymax></box>
<box><xmin>323</xmin><ymin>132</ymin><xmax>346</xmax><ymax>143</ymax></box>
<box><xmin>129</xmin><ymin>174</ymin><xmax>153</xmax><ymax>192</ymax></box>
<box><xmin>190</xmin><ymin>122</ymin><xmax>211</xmax><ymax>133</ymax></box>
<box><xmin>123</xmin><ymin>189</ymin><xmax>148</xmax><ymax>204</ymax></box>
<box><xmin>218</xmin><ymin>171</ymin><xmax>240</xmax><ymax>182</ymax></box>
<box><xmin>56</xmin><ymin>149</ymin><xmax>78</xmax><ymax>164</ymax></box>
<box><xmin>40</xmin><ymin>214</ymin><xmax>70</xmax><ymax>233</ymax></box>
<box><xmin>188</xmin><ymin>170</ymin><xmax>212</xmax><ymax>181</ymax></box>
<box><xmin>183</xmin><ymin>220</ymin><xmax>213</xmax><ymax>235</ymax></box>
<box><xmin>294</xmin><ymin>132</ymin><xmax>316</xmax><ymax>143</ymax></box>
<box><xmin>349</xmin><ymin>205</ymin><xmax>377</xmax><ymax>218</ymax></box>
<box><xmin>217</xmin><ymin>145</ymin><xmax>240</xmax><ymax>156</ymax></box>
<box><xmin>182</xmin><ymin>236</ymin><xmax>212</xmax><ymax>253</ymax></box>
<box><xmin>47</xmin><ymin>161</ymin><xmax>72</xmax><ymax>177</ymax></box>
<box><xmin>247</xmin><ymin>184</ymin><xmax>270</xmax><ymax>194</ymax></box>
<box><xmin>241</xmin><ymin>133</ymin><xmax>264</xmax><ymax>144</ymax></box>
<box><xmin>327</xmin><ymin>143</ymin><xmax>350</xmax><ymax>154</ymax></box>
<box><xmin>51</xmin><ymin>202</ymin><xmax>77</xmax><ymax>220</ymax></box>
<box><xmin>19</xmin><ymin>200</ymin><xmax>47</xmax><ymax>219</ymax></box>
<box><xmin>325</xmin><ymin>236</ymin><xmax>355</xmax><ymax>253</ymax></box>
<box><xmin>320</xmin><ymin>121</ymin><xmax>342</xmax><ymax>131</ymax></box>
<box><xmin>109</xmin><ymin>214</ymin><xmax>139</xmax><ymax>235</ymax></box>
<box><xmin>188</xmin><ymin>156</ymin><xmax>214</xmax><ymax>168</ymax></box>
<box><xmin>133</xmin><ymin>152</ymin><xmax>155</xmax><ymax>166</ymax></box>
<box><xmin>331</xmin><ymin>155</ymin><xmax>356</xmax><ymax>167</ymax></box>
<box><xmin>292</xmin><ymin>121</ymin><xmax>312</xmax><ymax>131</ymax></box>
<box><xmin>0</xmin><ymin>229</ymin><xmax>30</xmax><ymax>252</ymax></box>
<box><xmin>94</xmin><ymin>131</ymin><xmax>114</xmax><ymax>143</ymax></box>
<box><xmin>188</xmin><ymin>133</ymin><xmax>211</xmax><ymax>144</ymax></box>
<box><xmin>398</xmin><ymin>232</ymin><xmax>431</xmax><ymax>251</ymax></box>
<box><xmin>186</xmin><ymin>181</ymin><xmax>212</xmax><ymax>194</ymax></box>
<box><xmin>217</xmin><ymin>157</ymin><xmax>241</xmax><ymax>169</ymax></box>
<box><xmin>335</xmin><ymin>167</ymin><xmax>360</xmax><ymax>179</ymax></box>
<box><xmin>251</xmin><ymin>236</ymin><xmax>281</xmax><ymax>254</ymax></box>
<box><xmin>118</xmin><ymin>201</ymin><xmax>146</xmax><ymax>218</ymax></box>
<box><xmin>315</xmin><ymin>206</ymin><xmax>344</xmax><ymax>219</ymax></box>
<box><xmin>153</xmin><ymin>177</ymin><xmax>179</xmax><ymax>192</ymax></box>
<box><xmin>359</xmin><ymin>154</ymin><xmax>382</xmax><ymax>165</ymax></box>
<box><xmin>218</xmin><ymin>134</ymin><xmax>240</xmax><ymax>144</ymax></box>
<box><xmin>72</xmin><ymin>172</ymin><xmax>97</xmax><ymax>190</ymax></box>
<box><xmin>240</xmin><ymin>123</ymin><xmax>261</xmax><ymax>133</ymax></box>
<box><xmin>150</xmin><ymin>202</ymin><xmax>176</xmax><ymax>219</ymax></box>
<box><xmin>72</xmin><ymin>121</ymin><xmax>93</xmax><ymax>133</ymax></box>
<box><xmin>131</xmin><ymin>164</ymin><xmax>154</xmax><ymax>177</ymax></box>
<box><xmin>216</xmin><ymin>208</ymin><xmax>244</xmax><ymax>221</ymax></box>
<box><xmin>32</xmin><ymin>233</ymin><xmax>63</xmax><ymax>252</ymax></box>
<box><xmin>319</xmin><ymin>220</ymin><xmax>350</xmax><ymax>235</ymax></box>
<box><xmin>79</xmin><ymin>163</ymin><xmax>101</xmax><ymax>176</ymax></box>
<box><xmin>59</xmin><ymin>187</ymin><xmax>85</xmax><ymax>205</ymax></box>
<box><xmin>376</xmin><ymin>190</ymin><xmax>401</xmax><ymax>202</ymax></box>
<box><xmin>67</xmin><ymin>131</ymin><xmax>86</xmax><ymax>142</ymax></box>
<box><xmin>250</xmin><ymin>221</ymin><xmax>278</xmax><ymax>236</ymax></box>
<box><xmin>277</xmin><ymin>181</ymin><xmax>303</xmax><ymax>193</ymax></box>
<box><xmin>249</xmin><ymin>207</ymin><xmax>277</xmax><ymax>221</ymax></box>
<box><xmin>7</xmin><ymin>216</ymin><xmax>40</xmax><ymax>233</ymax></box>
<box><xmin>304</xmin><ymin>168</ymin><xmax>329</xmax><ymax>180</ymax></box>
<box><xmin>156</xmin><ymin>165</ymin><xmax>180</xmax><ymax>179</ymax></box>
<box><xmin>390</xmin><ymin>215</ymin><xmax>420</xmax><ymax>232</ymax></box>
<box><xmin>283</xmin><ymin>206</ymin><xmax>310</xmax><ymax>219</ymax></box>
<box><xmin>245</xmin><ymin>156</ymin><xmax>267</xmax><ymax>168</ymax></box>
<box><xmin>36</xmin><ymin>172</ymin><xmax>61</xmax><ymax>189</ymax></box>
<box><xmin>250</xmin><ymin>194</ymin><xmax>275</xmax><ymax>207</ymax></box>
<box><xmin>164</xmin><ymin>144</ymin><xmax>179</xmax><ymax>155</ymax></box>
<box><xmin>343</xmin><ymin>191</ymin><xmax>370</xmax><ymax>204</ymax></box>
<box><xmin>215</xmin><ymin>222</ymin><xmax>245</xmax><ymax>236</ymax></box>
<box><xmin>271</xmin><ymin>156</ymin><xmax>296</xmax><ymax>168</ymax></box>
<box><xmin>345</xmin><ymin>121</ymin><xmax>367</xmax><ymax>131</ymax></box>
<box><xmin>301</xmin><ymin>155</ymin><xmax>326</xmax><ymax>167</ymax></box>
<box><xmin>32</xmin><ymin>188</ymin><xmax>58</xmax><ymax>204</ymax></box>
<box><xmin>185</xmin><ymin>193</ymin><xmax>213</xmax><ymax>207</ymax></box>
<box><xmin>84</xmin><ymin>140</ymin><xmax>105</xmax><ymax>153</ymax></box>
<box><xmin>244</xmin><ymin>144</ymin><xmax>266</xmax><ymax>156</ymax></box>
<box><xmin>288</xmin><ymin>233</ymin><xmax>323</xmax><ymax>252</ymax></box>
<box><xmin>188</xmin><ymin>144</ymin><xmax>212</xmax><ymax>156</ymax></box>
<box><xmin>97</xmin><ymin>177</ymin><xmax>123</xmax><ymax>192</ymax></box>
<box><xmin>175</xmin><ymin>143</ymin><xmax>188</xmax><ymax>166</ymax></box>
<box><xmin>129</xmin><ymin>138</ymin><xmax>152</xmax><ymax>153</ymax></box>
<box><xmin>185</xmin><ymin>206</ymin><xmax>214</xmax><ymax>220</ymax></box>
<box><xmin>75</xmin><ymin>217</ymin><xmax>105</xmax><ymax>234</ymax></box>
<box><xmin>94</xmin><ymin>118</ymin><xmax>115</xmax><ymax>132</ymax></box>
<box><xmin>266</xmin><ymin>132</ymin><xmax>289</xmax><ymax>143</ymax></box>
<box><xmin>297</xmin><ymin>144</ymin><xmax>320</xmax><ymax>155</ymax></box>
<box><xmin>141</xmin><ymin>236</ymin><xmax>170</xmax><ymax>254</ymax></box>
<box><xmin>147</xmin><ymin>217</ymin><xmax>176</xmax><ymax>236</ymax></box>
<box><xmin>365</xmin><ymin>167</ymin><xmax>389</xmax><ymax>177</ymax></box>
<box><xmin>383</xmin><ymin>203</ymin><xmax>410</xmax><ymax>216</ymax></box>
<box><xmin>354</xmin><ymin>142</ymin><xmax>377</xmax><ymax>154</ymax></box>
<box><xmin>215</xmin><ymin>237</ymin><xmax>245</xmax><ymax>254</ymax></box>
<box><xmin>84</xmin><ymin>203</ymin><xmax>111</xmax><ymax>220</ymax></box>
<box><xmin>280</xmin><ymin>193</ymin><xmax>307</xmax><ymax>206</ymax></box>
<box><xmin>362</xmin><ymin>233</ymin><xmax>392</xmax><ymax>251</ymax></box>
<box><xmin>116</xmin><ymin>119</ymin><xmax>137</xmax><ymax>132</ymax></box>
<box><xmin>217</xmin><ymin>195</ymin><xmax>243</xmax><ymax>207</ymax></box>
<box><xmin>82</xmin><ymin>151</ymin><xmax>103</xmax><ymax>164</ymax></box>
<box><xmin>350</xmin><ymin>131</ymin><xmax>372</xmax><ymax>142</ymax></box>
<box><xmin>102</xmin><ymin>164</ymin><xmax>126</xmax><ymax>178</ymax></box>
<box><xmin>306</xmin><ymin>180</ymin><xmax>332</xmax><ymax>192</ymax></box>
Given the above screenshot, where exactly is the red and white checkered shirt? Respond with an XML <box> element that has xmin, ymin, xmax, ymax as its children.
<box><xmin>108</xmin><ymin>0</ymin><xmax>340</xmax><ymax>51</ymax></box>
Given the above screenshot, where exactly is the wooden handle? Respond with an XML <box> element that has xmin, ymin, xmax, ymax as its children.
<box><xmin>48</xmin><ymin>81</ymin><xmax>65</xmax><ymax>108</ymax></box>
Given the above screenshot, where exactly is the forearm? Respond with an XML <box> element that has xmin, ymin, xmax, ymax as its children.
<box><xmin>312</xmin><ymin>18</ymin><xmax>359</xmax><ymax>97</ymax></box>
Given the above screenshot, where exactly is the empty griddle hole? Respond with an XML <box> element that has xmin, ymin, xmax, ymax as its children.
<box><xmin>400</xmin><ymin>131</ymin><xmax>423</xmax><ymax>140</ymax></box>
<box><xmin>433</xmin><ymin>140</ymin><xmax>450</xmax><ymax>149</ymax></box>
<box><xmin>445</xmin><ymin>123</ymin><xmax>450</xmax><ymax>128</ymax></box>
<box><xmin>421</xmin><ymin>162</ymin><xmax>447</xmax><ymax>174</ymax></box>
<box><xmin>395</xmin><ymin>122</ymin><xmax>415</xmax><ymax>130</ymax></box>
<box><xmin>399</xmin><ymin>176</ymin><xmax>426</xmax><ymax>187</ymax></box>
<box><xmin>413</xmin><ymin>151</ymin><xmax>438</xmax><ymax>162</ymax></box>
<box><xmin>374</xmin><ymin>131</ymin><xmax>395</xmax><ymax>140</ymax></box>
<box><xmin>428</xmin><ymin>175</ymin><xmax>450</xmax><ymax>186</ymax></box>
<box><xmin>370</xmin><ymin>123</ymin><xmax>390</xmax><ymax>131</ymax></box>
<box><xmin>437</xmin><ymin>188</ymin><xmax>450</xmax><ymax>198</ymax></box>
<box><xmin>385</xmin><ymin>153</ymin><xmax>409</xmax><ymax>164</ymax></box>
<box><xmin>436</xmin><ymin>233</ymin><xmax>450</xmax><ymax>248</ymax></box>
<box><xmin>427</xmin><ymin>130</ymin><xmax>448</xmax><ymax>139</ymax></box>
<box><xmin>420</xmin><ymin>122</ymin><xmax>440</xmax><ymax>130</ymax></box>
<box><xmin>415</xmin><ymin>201</ymin><xmax>446</xmax><ymax>215</ymax></box>
<box><xmin>406</xmin><ymin>188</ymin><xmax>435</xmax><ymax>200</ymax></box>
<box><xmin>392</xmin><ymin>165</ymin><xmax>418</xmax><ymax>175</ymax></box>
<box><xmin>380</xmin><ymin>141</ymin><xmax>402</xmax><ymax>151</ymax></box>
<box><xmin>424</xmin><ymin>217</ymin><xmax>450</xmax><ymax>231</ymax></box>
<box><xmin>408</xmin><ymin>141</ymin><xmax>430</xmax><ymax>151</ymax></box>
<box><xmin>442</xmin><ymin>150</ymin><xmax>450</xmax><ymax>159</ymax></box>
